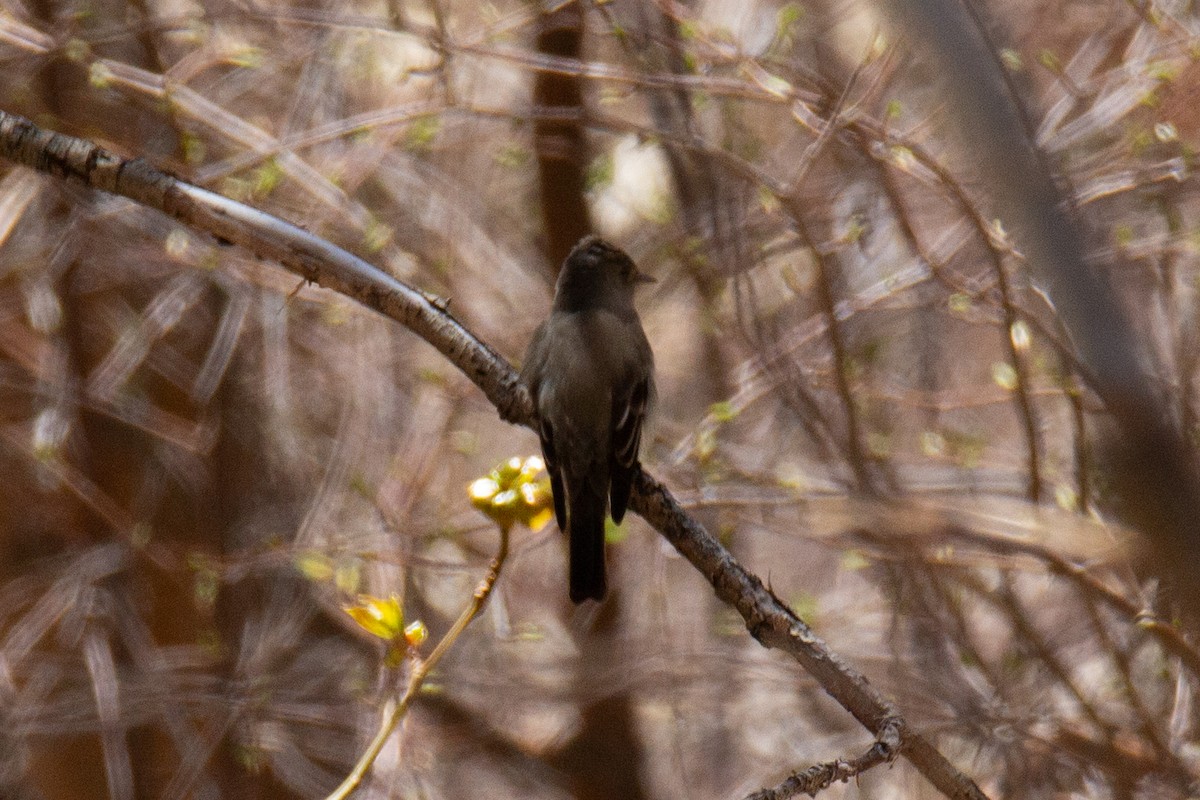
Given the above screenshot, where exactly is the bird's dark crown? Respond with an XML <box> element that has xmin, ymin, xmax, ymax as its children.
<box><xmin>552</xmin><ymin>236</ymin><xmax>645</xmax><ymax>314</ymax></box>
<box><xmin>570</xmin><ymin>236</ymin><xmax>639</xmax><ymax>280</ymax></box>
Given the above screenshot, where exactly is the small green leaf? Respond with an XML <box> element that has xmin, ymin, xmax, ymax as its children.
<box><xmin>1009</xmin><ymin>320</ymin><xmax>1032</xmax><ymax>352</ymax></box>
<box><xmin>1155</xmin><ymin>121</ymin><xmax>1179</xmax><ymax>142</ymax></box>
<box><xmin>585</xmin><ymin>153</ymin><xmax>614</xmax><ymax>191</ymax></box>
<box><xmin>1054</xmin><ymin>483</ymin><xmax>1079</xmax><ymax>511</ymax></box>
<box><xmin>841</xmin><ymin>550</ymin><xmax>870</xmax><ymax>571</ymax></box>
<box><xmin>758</xmin><ymin>185</ymin><xmax>780</xmax><ymax>215</ymax></box>
<box><xmin>948</xmin><ymin>293</ymin><xmax>972</xmax><ymax>315</ymax></box>
<box><xmin>88</xmin><ymin>62</ymin><xmax>114</xmax><ymax>89</ymax></box>
<box><xmin>889</xmin><ymin>145</ymin><xmax>915</xmax><ymax>170</ymax></box>
<box><xmin>295</xmin><ymin>551</ymin><xmax>334</xmax><ymax>582</ymax></box>
<box><xmin>253</xmin><ymin>158</ymin><xmax>284</xmax><ymax>197</ymax></box>
<box><xmin>228</xmin><ymin>46</ymin><xmax>264</xmax><ymax>69</ymax></box>
<box><xmin>165</xmin><ymin>229</ymin><xmax>191</xmax><ymax>259</ymax></box>
<box><xmin>921</xmin><ymin>430</ymin><xmax>947</xmax><ymax>457</ymax></box>
<box><xmin>1147</xmin><ymin>60</ymin><xmax>1177</xmax><ymax>82</ymax></box>
<box><xmin>334</xmin><ymin>561</ymin><xmax>362</xmax><ymax>595</ymax></box>
<box><xmin>790</xmin><ymin>593</ymin><xmax>819</xmax><ymax>621</ymax></box>
<box><xmin>450</xmin><ymin>429</ymin><xmax>478</xmax><ymax>455</ymax></box>
<box><xmin>494</xmin><ymin>143</ymin><xmax>531</xmax><ymax>168</ymax></box>
<box><xmin>709</xmin><ymin>400</ymin><xmax>738</xmax><ymax>422</ymax></box>
<box><xmin>469</xmin><ymin>456</ymin><xmax>554</xmax><ymax>531</ymax></box>
<box><xmin>604</xmin><ymin>518</ymin><xmax>628</xmax><ymax>544</ymax></box>
<box><xmin>1037</xmin><ymin>48</ymin><xmax>1062</xmax><ymax>72</ymax></box>
<box><xmin>1000</xmin><ymin>48</ymin><xmax>1023</xmax><ymax>71</ymax></box>
<box><xmin>991</xmin><ymin>361</ymin><xmax>1019</xmax><ymax>391</ymax></box>
<box><xmin>777</xmin><ymin>2</ymin><xmax>804</xmax><ymax>33</ymax></box>
<box><xmin>362</xmin><ymin>217</ymin><xmax>393</xmax><ymax>253</ymax></box>
<box><xmin>182</xmin><ymin>134</ymin><xmax>206</xmax><ymax>166</ymax></box>
<box><xmin>759</xmin><ymin>72</ymin><xmax>792</xmax><ymax>98</ymax></box>
<box><xmin>345</xmin><ymin>595</ymin><xmax>405</xmax><ymax>640</ymax></box>
<box><xmin>404</xmin><ymin>620</ymin><xmax>429</xmax><ymax>647</ymax></box>
<box><xmin>406</xmin><ymin>115</ymin><xmax>441</xmax><ymax>151</ymax></box>
<box><xmin>64</xmin><ymin>39</ymin><xmax>90</xmax><ymax>62</ymax></box>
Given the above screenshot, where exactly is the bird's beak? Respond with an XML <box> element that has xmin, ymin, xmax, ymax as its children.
<box><xmin>633</xmin><ymin>270</ymin><xmax>657</xmax><ymax>285</ymax></box>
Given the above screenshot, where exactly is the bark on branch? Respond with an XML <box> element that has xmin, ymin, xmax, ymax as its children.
<box><xmin>744</xmin><ymin>716</ymin><xmax>901</xmax><ymax>800</ymax></box>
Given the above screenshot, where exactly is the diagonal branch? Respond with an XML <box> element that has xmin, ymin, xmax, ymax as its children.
<box><xmin>0</xmin><ymin>108</ymin><xmax>988</xmax><ymax>800</ymax></box>
<box><xmin>0</xmin><ymin>110</ymin><xmax>528</xmax><ymax>427</ymax></box>
<box><xmin>633</xmin><ymin>470</ymin><xmax>985</xmax><ymax>800</ymax></box>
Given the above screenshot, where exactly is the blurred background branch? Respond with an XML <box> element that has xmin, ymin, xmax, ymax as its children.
<box><xmin>2</xmin><ymin>1</ymin><xmax>1199</xmax><ymax>799</ymax></box>
<box><xmin>0</xmin><ymin>106</ymin><xmax>985</xmax><ymax>798</ymax></box>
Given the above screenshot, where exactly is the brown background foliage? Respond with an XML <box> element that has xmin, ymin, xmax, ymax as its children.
<box><xmin>1</xmin><ymin>1</ymin><xmax>1198</xmax><ymax>798</ymax></box>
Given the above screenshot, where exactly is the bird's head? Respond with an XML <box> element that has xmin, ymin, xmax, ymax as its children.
<box><xmin>553</xmin><ymin>236</ymin><xmax>655</xmax><ymax>314</ymax></box>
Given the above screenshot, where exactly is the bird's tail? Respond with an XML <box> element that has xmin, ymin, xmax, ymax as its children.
<box><xmin>568</xmin><ymin>482</ymin><xmax>607</xmax><ymax>603</ymax></box>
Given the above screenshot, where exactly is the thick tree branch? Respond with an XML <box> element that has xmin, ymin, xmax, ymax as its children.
<box><xmin>0</xmin><ymin>108</ymin><xmax>988</xmax><ymax>800</ymax></box>
<box><xmin>632</xmin><ymin>471</ymin><xmax>985</xmax><ymax>800</ymax></box>
<box><xmin>0</xmin><ymin>109</ymin><xmax>528</xmax><ymax>427</ymax></box>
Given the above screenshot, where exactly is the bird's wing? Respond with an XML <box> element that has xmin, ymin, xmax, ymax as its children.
<box><xmin>608</xmin><ymin>374</ymin><xmax>649</xmax><ymax>524</ymax></box>
<box><xmin>538</xmin><ymin>416</ymin><xmax>568</xmax><ymax>531</ymax></box>
<box><xmin>522</xmin><ymin>322</ymin><xmax>569</xmax><ymax>531</ymax></box>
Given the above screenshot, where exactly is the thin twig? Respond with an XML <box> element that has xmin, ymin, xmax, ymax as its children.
<box><xmin>325</xmin><ymin>525</ymin><xmax>510</xmax><ymax>800</ymax></box>
<box><xmin>744</xmin><ymin>717</ymin><xmax>902</xmax><ymax>800</ymax></box>
<box><xmin>786</xmin><ymin>205</ymin><xmax>880</xmax><ymax>495</ymax></box>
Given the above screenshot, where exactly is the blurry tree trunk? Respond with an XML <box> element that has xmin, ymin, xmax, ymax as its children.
<box><xmin>534</xmin><ymin>4</ymin><xmax>591</xmax><ymax>271</ymax></box>
<box><xmin>617</xmin><ymin>2</ymin><xmax>736</xmax><ymax>404</ymax></box>
<box><xmin>18</xmin><ymin>1</ymin><xmax>212</xmax><ymax>797</ymax></box>
<box><xmin>533</xmin><ymin>7</ymin><xmax>650</xmax><ymax>799</ymax></box>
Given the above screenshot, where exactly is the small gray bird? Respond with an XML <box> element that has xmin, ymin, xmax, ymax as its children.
<box><xmin>522</xmin><ymin>236</ymin><xmax>656</xmax><ymax>603</ymax></box>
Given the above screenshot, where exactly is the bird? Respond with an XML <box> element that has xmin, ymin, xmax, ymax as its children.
<box><xmin>522</xmin><ymin>236</ymin><xmax>656</xmax><ymax>603</ymax></box>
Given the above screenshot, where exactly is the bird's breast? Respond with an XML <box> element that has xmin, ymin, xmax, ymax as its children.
<box><xmin>534</xmin><ymin>311</ymin><xmax>645</xmax><ymax>432</ymax></box>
